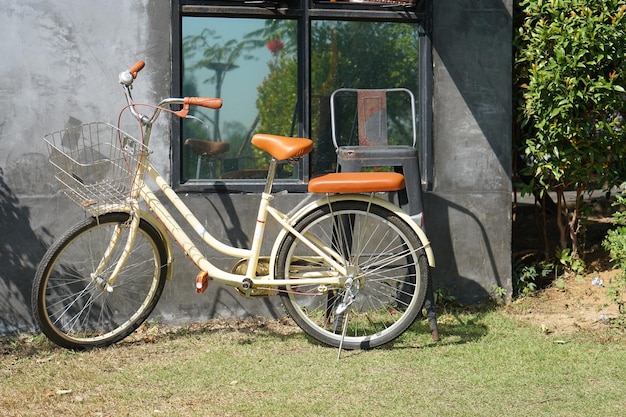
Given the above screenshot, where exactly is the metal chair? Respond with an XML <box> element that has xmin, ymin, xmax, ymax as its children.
<box><xmin>330</xmin><ymin>88</ymin><xmax>438</xmax><ymax>341</ymax></box>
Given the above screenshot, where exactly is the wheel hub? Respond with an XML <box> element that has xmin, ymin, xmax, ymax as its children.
<box><xmin>336</xmin><ymin>274</ymin><xmax>360</xmax><ymax>315</ymax></box>
<box><xmin>91</xmin><ymin>273</ymin><xmax>114</xmax><ymax>293</ymax></box>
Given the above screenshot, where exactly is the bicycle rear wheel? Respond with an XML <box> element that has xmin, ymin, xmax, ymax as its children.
<box><xmin>275</xmin><ymin>200</ymin><xmax>429</xmax><ymax>349</ymax></box>
<box><xmin>32</xmin><ymin>212</ymin><xmax>168</xmax><ymax>349</ymax></box>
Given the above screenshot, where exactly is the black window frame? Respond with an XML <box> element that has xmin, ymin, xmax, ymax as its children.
<box><xmin>172</xmin><ymin>0</ymin><xmax>432</xmax><ymax>193</ymax></box>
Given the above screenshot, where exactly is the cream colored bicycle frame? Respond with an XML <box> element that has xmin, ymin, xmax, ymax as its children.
<box><xmin>140</xmin><ymin>159</ymin><xmax>351</xmax><ymax>289</ymax></box>
<box><xmin>99</xmin><ymin>153</ymin><xmax>435</xmax><ymax>293</ymax></box>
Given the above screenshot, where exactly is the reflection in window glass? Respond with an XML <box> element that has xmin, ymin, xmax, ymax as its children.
<box><xmin>310</xmin><ymin>21</ymin><xmax>420</xmax><ymax>176</ymax></box>
<box><xmin>181</xmin><ymin>18</ymin><xmax>420</xmax><ymax>182</ymax></box>
<box><xmin>182</xmin><ymin>18</ymin><xmax>297</xmax><ymax>182</ymax></box>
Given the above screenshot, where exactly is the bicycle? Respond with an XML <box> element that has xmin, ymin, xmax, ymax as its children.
<box><xmin>32</xmin><ymin>61</ymin><xmax>435</xmax><ymax>354</ymax></box>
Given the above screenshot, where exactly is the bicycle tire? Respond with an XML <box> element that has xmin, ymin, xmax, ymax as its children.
<box><xmin>275</xmin><ymin>200</ymin><xmax>429</xmax><ymax>349</ymax></box>
<box><xmin>32</xmin><ymin>212</ymin><xmax>168</xmax><ymax>349</ymax></box>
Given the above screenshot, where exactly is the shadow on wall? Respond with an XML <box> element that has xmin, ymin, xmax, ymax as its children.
<box><xmin>196</xmin><ymin>192</ymin><xmax>288</xmax><ymax>319</ymax></box>
<box><xmin>426</xmin><ymin>192</ymin><xmax>506</xmax><ymax>305</ymax></box>
<box><xmin>150</xmin><ymin>190</ymin><xmax>288</xmax><ymax>324</ymax></box>
<box><xmin>434</xmin><ymin>0</ymin><xmax>512</xmax><ymax>173</ymax></box>
<box><xmin>206</xmin><ymin>287</ymin><xmax>285</xmax><ymax>319</ymax></box>
<box><xmin>207</xmin><ymin>187</ymin><xmax>250</xmax><ymax>249</ymax></box>
<box><xmin>0</xmin><ymin>168</ymin><xmax>51</xmax><ymax>334</ymax></box>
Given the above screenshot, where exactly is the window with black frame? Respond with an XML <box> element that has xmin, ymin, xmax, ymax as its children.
<box><xmin>181</xmin><ymin>17</ymin><xmax>299</xmax><ymax>182</ymax></box>
<box><xmin>176</xmin><ymin>0</ymin><xmax>426</xmax><ymax>190</ymax></box>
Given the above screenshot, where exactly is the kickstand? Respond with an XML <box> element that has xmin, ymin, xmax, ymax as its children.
<box><xmin>336</xmin><ymin>278</ymin><xmax>356</xmax><ymax>360</ymax></box>
<box><xmin>337</xmin><ymin>307</ymin><xmax>350</xmax><ymax>360</ymax></box>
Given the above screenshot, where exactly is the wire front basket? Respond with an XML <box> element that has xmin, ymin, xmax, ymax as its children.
<box><xmin>45</xmin><ymin>122</ymin><xmax>150</xmax><ymax>216</ymax></box>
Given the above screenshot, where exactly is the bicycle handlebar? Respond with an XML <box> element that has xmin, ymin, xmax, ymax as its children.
<box><xmin>129</xmin><ymin>60</ymin><xmax>145</xmax><ymax>78</ymax></box>
<box><xmin>171</xmin><ymin>97</ymin><xmax>222</xmax><ymax>118</ymax></box>
<box><xmin>184</xmin><ymin>97</ymin><xmax>222</xmax><ymax>109</ymax></box>
<box><xmin>118</xmin><ymin>60</ymin><xmax>222</xmax><ymax>124</ymax></box>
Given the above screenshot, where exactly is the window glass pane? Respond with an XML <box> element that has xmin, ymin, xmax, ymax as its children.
<box><xmin>313</xmin><ymin>0</ymin><xmax>416</xmax><ymax>6</ymax></box>
<box><xmin>310</xmin><ymin>21</ymin><xmax>420</xmax><ymax>176</ymax></box>
<box><xmin>182</xmin><ymin>17</ymin><xmax>298</xmax><ymax>182</ymax></box>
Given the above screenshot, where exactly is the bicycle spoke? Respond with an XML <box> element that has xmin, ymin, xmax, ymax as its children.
<box><xmin>33</xmin><ymin>213</ymin><xmax>168</xmax><ymax>349</ymax></box>
<box><xmin>277</xmin><ymin>200</ymin><xmax>429</xmax><ymax>350</ymax></box>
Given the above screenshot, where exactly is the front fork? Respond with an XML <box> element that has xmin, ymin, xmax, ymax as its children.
<box><xmin>91</xmin><ymin>209</ymin><xmax>141</xmax><ymax>292</ymax></box>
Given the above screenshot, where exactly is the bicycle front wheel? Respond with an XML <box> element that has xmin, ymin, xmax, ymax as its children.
<box><xmin>276</xmin><ymin>200</ymin><xmax>429</xmax><ymax>350</ymax></box>
<box><xmin>32</xmin><ymin>212</ymin><xmax>168</xmax><ymax>349</ymax></box>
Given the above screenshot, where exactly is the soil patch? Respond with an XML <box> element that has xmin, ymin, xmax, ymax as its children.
<box><xmin>511</xmin><ymin>198</ymin><xmax>622</xmax><ymax>335</ymax></box>
<box><xmin>508</xmin><ymin>269</ymin><xmax>620</xmax><ymax>335</ymax></box>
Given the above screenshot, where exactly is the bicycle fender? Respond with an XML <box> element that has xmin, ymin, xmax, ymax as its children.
<box><xmin>269</xmin><ymin>194</ymin><xmax>435</xmax><ymax>273</ymax></box>
<box><xmin>101</xmin><ymin>209</ymin><xmax>175</xmax><ymax>281</ymax></box>
<box><xmin>137</xmin><ymin>208</ymin><xmax>176</xmax><ymax>280</ymax></box>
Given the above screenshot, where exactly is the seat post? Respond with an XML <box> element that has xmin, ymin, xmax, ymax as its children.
<box><xmin>263</xmin><ymin>158</ymin><xmax>279</xmax><ymax>194</ymax></box>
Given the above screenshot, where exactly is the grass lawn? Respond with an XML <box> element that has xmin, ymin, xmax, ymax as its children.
<box><xmin>2</xmin><ymin>304</ymin><xmax>625</xmax><ymax>417</ymax></box>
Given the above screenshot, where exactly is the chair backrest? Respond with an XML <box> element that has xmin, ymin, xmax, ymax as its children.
<box><xmin>330</xmin><ymin>88</ymin><xmax>416</xmax><ymax>150</ymax></box>
<box><xmin>357</xmin><ymin>89</ymin><xmax>388</xmax><ymax>146</ymax></box>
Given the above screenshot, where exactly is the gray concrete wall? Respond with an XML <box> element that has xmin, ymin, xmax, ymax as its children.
<box><xmin>428</xmin><ymin>0</ymin><xmax>513</xmax><ymax>303</ymax></box>
<box><xmin>0</xmin><ymin>1</ymin><xmax>174</xmax><ymax>334</ymax></box>
<box><xmin>0</xmin><ymin>0</ymin><xmax>512</xmax><ymax>335</ymax></box>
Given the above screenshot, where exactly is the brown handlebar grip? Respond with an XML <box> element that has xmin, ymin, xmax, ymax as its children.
<box><xmin>129</xmin><ymin>61</ymin><xmax>145</xmax><ymax>79</ymax></box>
<box><xmin>184</xmin><ymin>97</ymin><xmax>223</xmax><ymax>109</ymax></box>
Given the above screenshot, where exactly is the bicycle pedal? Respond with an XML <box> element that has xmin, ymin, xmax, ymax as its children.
<box><xmin>195</xmin><ymin>271</ymin><xmax>211</xmax><ymax>294</ymax></box>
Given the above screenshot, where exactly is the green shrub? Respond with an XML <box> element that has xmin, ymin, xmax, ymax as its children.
<box><xmin>602</xmin><ymin>194</ymin><xmax>626</xmax><ymax>323</ymax></box>
<box><xmin>515</xmin><ymin>1</ymin><xmax>626</xmax><ymax>256</ymax></box>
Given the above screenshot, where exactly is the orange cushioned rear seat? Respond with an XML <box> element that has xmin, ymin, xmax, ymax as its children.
<box><xmin>308</xmin><ymin>172</ymin><xmax>405</xmax><ymax>194</ymax></box>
